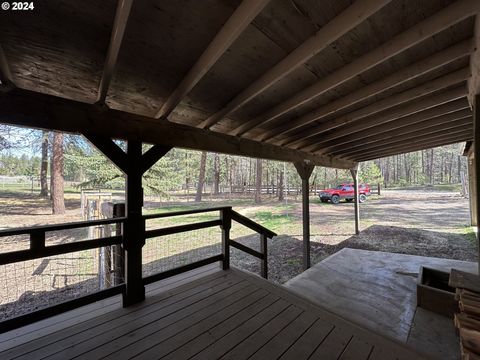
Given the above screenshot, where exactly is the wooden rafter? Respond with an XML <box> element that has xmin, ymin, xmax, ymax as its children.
<box><xmin>198</xmin><ymin>0</ymin><xmax>391</xmax><ymax>130</ymax></box>
<box><xmin>258</xmin><ymin>40</ymin><xmax>473</xmax><ymax>142</ymax></box>
<box><xmin>141</xmin><ymin>145</ymin><xmax>172</xmax><ymax>173</ymax></box>
<box><xmin>229</xmin><ymin>0</ymin><xmax>480</xmax><ymax>136</ymax></box>
<box><xmin>327</xmin><ymin>108</ymin><xmax>472</xmax><ymax>155</ymax></box>
<box><xmin>83</xmin><ymin>134</ymin><xmax>129</xmax><ymax>174</ymax></box>
<box><xmin>352</xmin><ymin>132</ymin><xmax>472</xmax><ymax>162</ymax></box>
<box><xmin>0</xmin><ymin>89</ymin><xmax>355</xmax><ymax>169</ymax></box>
<box><xmin>302</xmin><ymin>86</ymin><xmax>467</xmax><ymax>153</ymax></box>
<box><xmin>0</xmin><ymin>45</ymin><xmax>14</xmax><ymax>90</ymax></box>
<box><xmin>283</xmin><ymin>67</ymin><xmax>470</xmax><ymax>148</ymax></box>
<box><xmin>155</xmin><ymin>0</ymin><xmax>271</xmax><ymax>119</ymax></box>
<box><xmin>312</xmin><ymin>99</ymin><xmax>470</xmax><ymax>154</ymax></box>
<box><xmin>468</xmin><ymin>15</ymin><xmax>480</xmax><ymax>106</ymax></box>
<box><xmin>337</xmin><ymin>119</ymin><xmax>472</xmax><ymax>157</ymax></box>
<box><xmin>97</xmin><ymin>0</ymin><xmax>134</xmax><ymax>104</ymax></box>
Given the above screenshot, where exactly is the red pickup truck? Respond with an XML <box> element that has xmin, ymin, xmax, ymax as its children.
<box><xmin>319</xmin><ymin>183</ymin><xmax>371</xmax><ymax>204</ymax></box>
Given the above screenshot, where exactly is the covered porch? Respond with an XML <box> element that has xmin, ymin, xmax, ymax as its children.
<box><xmin>1</xmin><ymin>0</ymin><xmax>480</xmax><ymax>359</ymax></box>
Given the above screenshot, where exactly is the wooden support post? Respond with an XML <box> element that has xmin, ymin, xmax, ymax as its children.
<box><xmin>474</xmin><ymin>94</ymin><xmax>480</xmax><ymax>274</ymax></box>
<box><xmin>294</xmin><ymin>161</ymin><xmax>315</xmax><ymax>270</ymax></box>
<box><xmin>123</xmin><ymin>140</ymin><xmax>145</xmax><ymax>306</ymax></box>
<box><xmin>112</xmin><ymin>203</ymin><xmax>125</xmax><ymax>286</ymax></box>
<box><xmin>377</xmin><ymin>183</ymin><xmax>381</xmax><ymax>196</ymax></box>
<box><xmin>351</xmin><ymin>167</ymin><xmax>360</xmax><ymax>235</ymax></box>
<box><xmin>260</xmin><ymin>233</ymin><xmax>268</xmax><ymax>279</ymax></box>
<box><xmin>220</xmin><ymin>207</ymin><xmax>231</xmax><ymax>270</ymax></box>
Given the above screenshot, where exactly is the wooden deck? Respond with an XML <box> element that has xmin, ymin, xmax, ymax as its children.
<box><xmin>0</xmin><ymin>265</ymin><xmax>427</xmax><ymax>360</ymax></box>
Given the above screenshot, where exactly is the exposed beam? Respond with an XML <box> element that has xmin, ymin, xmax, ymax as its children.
<box><xmin>0</xmin><ymin>89</ymin><xmax>355</xmax><ymax>169</ymax></box>
<box><xmin>258</xmin><ymin>40</ymin><xmax>473</xmax><ymax>142</ymax></box>
<box><xmin>330</xmin><ymin>110</ymin><xmax>472</xmax><ymax>155</ymax></box>
<box><xmin>83</xmin><ymin>134</ymin><xmax>128</xmax><ymax>174</ymax></box>
<box><xmin>468</xmin><ymin>15</ymin><xmax>480</xmax><ymax>106</ymax></box>
<box><xmin>353</xmin><ymin>132</ymin><xmax>472</xmax><ymax>162</ymax></box>
<box><xmin>229</xmin><ymin>0</ymin><xmax>480</xmax><ymax>135</ymax></box>
<box><xmin>303</xmin><ymin>86</ymin><xmax>467</xmax><ymax>153</ymax></box>
<box><xmin>198</xmin><ymin>0</ymin><xmax>391</xmax><ymax>130</ymax></box>
<box><xmin>312</xmin><ymin>99</ymin><xmax>470</xmax><ymax>154</ymax></box>
<box><xmin>97</xmin><ymin>0</ymin><xmax>134</xmax><ymax>104</ymax></box>
<box><xmin>0</xmin><ymin>45</ymin><xmax>15</xmax><ymax>91</ymax></box>
<box><xmin>141</xmin><ymin>144</ymin><xmax>172</xmax><ymax>173</ymax></box>
<box><xmin>341</xmin><ymin>120</ymin><xmax>472</xmax><ymax>158</ymax></box>
<box><xmin>155</xmin><ymin>0</ymin><xmax>270</xmax><ymax>119</ymax></box>
<box><xmin>284</xmin><ymin>67</ymin><xmax>470</xmax><ymax>148</ymax></box>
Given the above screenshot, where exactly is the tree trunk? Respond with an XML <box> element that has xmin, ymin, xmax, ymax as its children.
<box><xmin>213</xmin><ymin>153</ymin><xmax>220</xmax><ymax>195</ymax></box>
<box><xmin>255</xmin><ymin>159</ymin><xmax>262</xmax><ymax>204</ymax></box>
<box><xmin>51</xmin><ymin>131</ymin><xmax>65</xmax><ymax>214</ymax></box>
<box><xmin>40</xmin><ymin>130</ymin><xmax>49</xmax><ymax>197</ymax></box>
<box><xmin>278</xmin><ymin>169</ymin><xmax>284</xmax><ymax>201</ymax></box>
<box><xmin>195</xmin><ymin>151</ymin><xmax>207</xmax><ymax>202</ymax></box>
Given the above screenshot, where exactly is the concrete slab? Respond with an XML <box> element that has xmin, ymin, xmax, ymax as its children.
<box><xmin>284</xmin><ymin>248</ymin><xmax>476</xmax><ymax>358</ymax></box>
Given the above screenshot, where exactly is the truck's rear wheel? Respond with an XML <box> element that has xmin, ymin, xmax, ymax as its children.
<box><xmin>331</xmin><ymin>195</ymin><xmax>340</xmax><ymax>204</ymax></box>
<box><xmin>359</xmin><ymin>194</ymin><xmax>367</xmax><ymax>203</ymax></box>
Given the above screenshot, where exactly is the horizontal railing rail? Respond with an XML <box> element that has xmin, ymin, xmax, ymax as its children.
<box><xmin>143</xmin><ymin>206</ymin><xmax>230</xmax><ymax>219</ymax></box>
<box><xmin>0</xmin><ymin>205</ymin><xmax>277</xmax><ymax>332</ymax></box>
<box><xmin>231</xmin><ymin>210</ymin><xmax>277</xmax><ymax>239</ymax></box>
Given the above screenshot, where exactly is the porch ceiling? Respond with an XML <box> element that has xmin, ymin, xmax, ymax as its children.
<box><xmin>0</xmin><ymin>0</ymin><xmax>479</xmax><ymax>164</ymax></box>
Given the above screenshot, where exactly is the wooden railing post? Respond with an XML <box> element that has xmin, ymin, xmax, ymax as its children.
<box><xmin>220</xmin><ymin>207</ymin><xmax>231</xmax><ymax>270</ymax></box>
<box><xmin>123</xmin><ymin>140</ymin><xmax>145</xmax><ymax>306</ymax></box>
<box><xmin>30</xmin><ymin>230</ymin><xmax>45</xmax><ymax>252</ymax></box>
<box><xmin>112</xmin><ymin>203</ymin><xmax>125</xmax><ymax>286</ymax></box>
<box><xmin>260</xmin><ymin>233</ymin><xmax>268</xmax><ymax>279</ymax></box>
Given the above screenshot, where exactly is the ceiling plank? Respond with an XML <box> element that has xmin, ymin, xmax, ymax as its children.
<box><xmin>97</xmin><ymin>0</ymin><xmax>134</xmax><ymax>104</ymax></box>
<box><xmin>283</xmin><ymin>67</ymin><xmax>470</xmax><ymax>148</ymax></box>
<box><xmin>231</xmin><ymin>0</ymin><xmax>480</xmax><ymax>135</ymax></box>
<box><xmin>352</xmin><ymin>132</ymin><xmax>472</xmax><ymax>162</ymax></box>
<box><xmin>338</xmin><ymin>120</ymin><xmax>472</xmax><ymax>157</ymax></box>
<box><xmin>257</xmin><ymin>40</ymin><xmax>473</xmax><ymax>142</ymax></box>
<box><xmin>0</xmin><ymin>89</ymin><xmax>355</xmax><ymax>169</ymax></box>
<box><xmin>468</xmin><ymin>15</ymin><xmax>480</xmax><ymax>106</ymax></box>
<box><xmin>327</xmin><ymin>108</ymin><xmax>472</xmax><ymax>155</ymax></box>
<box><xmin>198</xmin><ymin>0</ymin><xmax>392</xmax><ymax>130</ymax></box>
<box><xmin>0</xmin><ymin>45</ymin><xmax>14</xmax><ymax>90</ymax></box>
<box><xmin>310</xmin><ymin>99</ymin><xmax>470</xmax><ymax>154</ymax></box>
<box><xmin>302</xmin><ymin>86</ymin><xmax>467</xmax><ymax>153</ymax></box>
<box><xmin>155</xmin><ymin>0</ymin><xmax>271</xmax><ymax>119</ymax></box>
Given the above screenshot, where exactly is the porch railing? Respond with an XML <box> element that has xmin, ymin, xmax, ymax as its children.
<box><xmin>0</xmin><ymin>217</ymin><xmax>126</xmax><ymax>332</ymax></box>
<box><xmin>0</xmin><ymin>206</ymin><xmax>276</xmax><ymax>332</ymax></box>
<box><xmin>142</xmin><ymin>206</ymin><xmax>276</xmax><ymax>284</ymax></box>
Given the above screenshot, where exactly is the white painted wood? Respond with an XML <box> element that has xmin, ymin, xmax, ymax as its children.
<box><xmin>155</xmin><ymin>0</ymin><xmax>271</xmax><ymax>119</ymax></box>
<box><xmin>199</xmin><ymin>0</ymin><xmax>392</xmax><ymax>130</ymax></box>
<box><xmin>97</xmin><ymin>0</ymin><xmax>133</xmax><ymax>104</ymax></box>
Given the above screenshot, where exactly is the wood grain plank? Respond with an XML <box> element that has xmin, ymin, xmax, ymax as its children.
<box><xmin>249</xmin><ymin>312</ymin><xmax>318</xmax><ymax>360</ymax></box>
<box><xmin>190</xmin><ymin>299</ymin><xmax>290</xmax><ymax>360</ymax></box>
<box><xmin>1</xmin><ymin>272</ymin><xmax>237</xmax><ymax>360</ymax></box>
<box><xmin>279</xmin><ymin>319</ymin><xmax>335</xmax><ymax>360</ymax></box>
<box><xmin>147</xmin><ymin>293</ymin><xmax>280</xmax><ymax>360</ymax></box>
<box><xmin>73</xmin><ymin>283</ymin><xmax>258</xmax><ymax>360</ymax></box>
<box><xmin>220</xmin><ymin>306</ymin><xmax>303</xmax><ymax>360</ymax></box>
<box><xmin>308</xmin><ymin>326</ymin><xmax>353</xmax><ymax>360</ymax></box>
<box><xmin>338</xmin><ymin>337</ymin><xmax>373</xmax><ymax>360</ymax></box>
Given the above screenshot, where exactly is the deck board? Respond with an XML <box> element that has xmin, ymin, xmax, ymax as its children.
<box><xmin>0</xmin><ymin>266</ymin><xmax>428</xmax><ymax>360</ymax></box>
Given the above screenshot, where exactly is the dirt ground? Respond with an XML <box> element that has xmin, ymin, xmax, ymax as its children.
<box><xmin>232</xmin><ymin>189</ymin><xmax>476</xmax><ymax>283</ymax></box>
<box><xmin>0</xmin><ymin>188</ymin><xmax>476</xmax><ymax>319</ymax></box>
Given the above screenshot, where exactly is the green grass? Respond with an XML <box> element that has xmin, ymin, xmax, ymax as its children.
<box><xmin>251</xmin><ymin>211</ymin><xmax>295</xmax><ymax>230</ymax></box>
